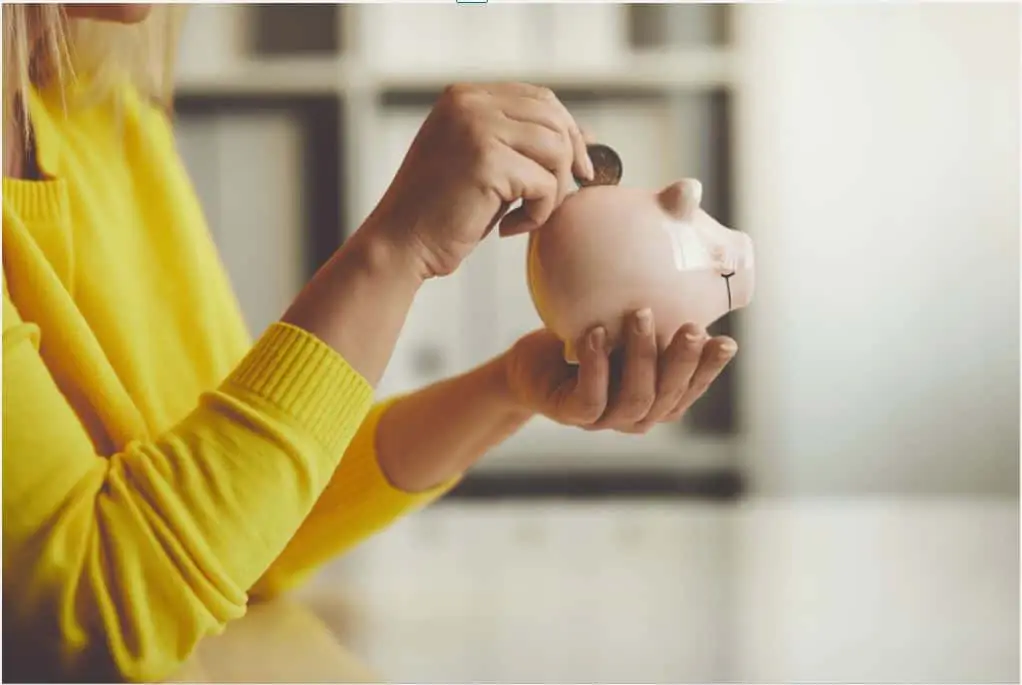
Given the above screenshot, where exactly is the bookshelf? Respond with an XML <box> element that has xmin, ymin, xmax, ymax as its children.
<box><xmin>173</xmin><ymin>3</ymin><xmax>745</xmax><ymax>481</ymax></box>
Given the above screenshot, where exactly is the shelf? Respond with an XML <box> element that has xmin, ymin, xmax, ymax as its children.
<box><xmin>173</xmin><ymin>49</ymin><xmax>736</xmax><ymax>100</ymax></box>
<box><xmin>444</xmin><ymin>468</ymin><xmax>744</xmax><ymax>500</ymax></box>
<box><xmin>175</xmin><ymin>57</ymin><xmax>345</xmax><ymax>98</ymax></box>
<box><xmin>375</xmin><ymin>49</ymin><xmax>736</xmax><ymax>94</ymax></box>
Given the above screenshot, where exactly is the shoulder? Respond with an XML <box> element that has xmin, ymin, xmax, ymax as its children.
<box><xmin>116</xmin><ymin>81</ymin><xmax>178</xmax><ymax>149</ymax></box>
<box><xmin>28</xmin><ymin>77</ymin><xmax>179</xmax><ymax>172</ymax></box>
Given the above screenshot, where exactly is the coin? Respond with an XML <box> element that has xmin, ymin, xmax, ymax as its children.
<box><xmin>577</xmin><ymin>143</ymin><xmax>623</xmax><ymax>188</ymax></box>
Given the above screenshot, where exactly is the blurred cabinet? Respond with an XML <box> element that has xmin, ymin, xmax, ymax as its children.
<box><xmin>172</xmin><ymin>3</ymin><xmax>742</xmax><ymax>470</ymax></box>
<box><xmin>175</xmin><ymin>112</ymin><xmax>305</xmax><ymax>337</ymax></box>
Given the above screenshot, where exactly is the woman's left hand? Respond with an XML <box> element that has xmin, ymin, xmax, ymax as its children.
<box><xmin>502</xmin><ymin>310</ymin><xmax>737</xmax><ymax>433</ymax></box>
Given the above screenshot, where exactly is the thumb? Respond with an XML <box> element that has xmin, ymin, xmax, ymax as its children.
<box><xmin>483</xmin><ymin>200</ymin><xmax>511</xmax><ymax>240</ymax></box>
<box><xmin>498</xmin><ymin>206</ymin><xmax>540</xmax><ymax>237</ymax></box>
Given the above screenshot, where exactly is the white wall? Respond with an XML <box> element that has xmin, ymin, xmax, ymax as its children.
<box><xmin>735</xmin><ymin>4</ymin><xmax>1020</xmax><ymax>495</ymax></box>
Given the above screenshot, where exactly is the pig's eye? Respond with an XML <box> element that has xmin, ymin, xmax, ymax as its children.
<box><xmin>710</xmin><ymin>246</ymin><xmax>736</xmax><ymax>274</ymax></box>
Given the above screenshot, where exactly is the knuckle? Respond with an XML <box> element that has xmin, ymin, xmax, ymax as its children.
<box><xmin>685</xmin><ymin>383</ymin><xmax>708</xmax><ymax>401</ymax></box>
<box><xmin>666</xmin><ymin>390</ymin><xmax>688</xmax><ymax>408</ymax></box>
<box><xmin>535</xmin><ymin>85</ymin><xmax>557</xmax><ymax>102</ymax></box>
<box><xmin>443</xmin><ymin>82</ymin><xmax>475</xmax><ymax>103</ymax></box>
<box><xmin>468</xmin><ymin>152</ymin><xmax>493</xmax><ymax>186</ymax></box>
<box><xmin>541</xmin><ymin>170</ymin><xmax>560</xmax><ymax>195</ymax></box>
<box><xmin>619</xmin><ymin>392</ymin><xmax>654</xmax><ymax>418</ymax></box>
<box><xmin>468</xmin><ymin>136</ymin><xmax>502</xmax><ymax>179</ymax></box>
<box><xmin>678</xmin><ymin>322</ymin><xmax>703</xmax><ymax>341</ymax></box>
<box><xmin>475</xmin><ymin>134</ymin><xmax>502</xmax><ymax>160</ymax></box>
<box><xmin>691</xmin><ymin>376</ymin><xmax>712</xmax><ymax>393</ymax></box>
<box><xmin>543</xmin><ymin>125</ymin><xmax>570</xmax><ymax>153</ymax></box>
<box><xmin>558</xmin><ymin>133</ymin><xmax>576</xmax><ymax>165</ymax></box>
<box><xmin>634</xmin><ymin>344</ymin><xmax>658</xmax><ymax>364</ymax></box>
<box><xmin>444</xmin><ymin>86</ymin><xmax>487</xmax><ymax>124</ymax></box>
<box><xmin>577</xmin><ymin>399</ymin><xmax>606</xmax><ymax>423</ymax></box>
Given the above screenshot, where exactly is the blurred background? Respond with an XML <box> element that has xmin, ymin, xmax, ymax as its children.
<box><xmin>172</xmin><ymin>3</ymin><xmax>1019</xmax><ymax>682</ymax></box>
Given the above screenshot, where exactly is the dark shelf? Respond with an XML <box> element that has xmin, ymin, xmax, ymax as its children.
<box><xmin>441</xmin><ymin>468</ymin><xmax>744</xmax><ymax>502</ymax></box>
<box><xmin>627</xmin><ymin>3</ymin><xmax>732</xmax><ymax>50</ymax></box>
<box><xmin>249</xmin><ymin>3</ymin><xmax>344</xmax><ymax>57</ymax></box>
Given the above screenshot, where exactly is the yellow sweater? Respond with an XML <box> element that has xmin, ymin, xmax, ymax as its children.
<box><xmin>2</xmin><ymin>83</ymin><xmax>449</xmax><ymax>682</ymax></box>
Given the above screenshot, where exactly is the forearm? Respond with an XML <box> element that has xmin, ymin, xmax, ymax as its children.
<box><xmin>281</xmin><ymin>215</ymin><xmax>426</xmax><ymax>387</ymax></box>
<box><xmin>250</xmin><ymin>361</ymin><xmax>531</xmax><ymax>596</ymax></box>
<box><xmin>376</xmin><ymin>354</ymin><xmax>534</xmax><ymax>492</ymax></box>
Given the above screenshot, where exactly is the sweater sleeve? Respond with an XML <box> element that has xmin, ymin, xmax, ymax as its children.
<box><xmin>251</xmin><ymin>398</ymin><xmax>459</xmax><ymax>599</ymax></box>
<box><xmin>2</xmin><ymin>285</ymin><xmax>373</xmax><ymax>682</ymax></box>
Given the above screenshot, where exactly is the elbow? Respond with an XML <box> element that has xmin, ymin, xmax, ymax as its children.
<box><xmin>5</xmin><ymin>498</ymin><xmax>246</xmax><ymax>682</ymax></box>
<box><xmin>82</xmin><ymin>507</ymin><xmax>246</xmax><ymax>682</ymax></box>
<box><xmin>248</xmin><ymin>565</ymin><xmax>314</xmax><ymax>604</ymax></box>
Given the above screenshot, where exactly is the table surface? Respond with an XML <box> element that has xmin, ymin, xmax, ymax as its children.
<box><xmin>169</xmin><ymin>593</ymin><xmax>380</xmax><ymax>684</ymax></box>
<box><xmin>166</xmin><ymin>498</ymin><xmax>1019</xmax><ymax>683</ymax></box>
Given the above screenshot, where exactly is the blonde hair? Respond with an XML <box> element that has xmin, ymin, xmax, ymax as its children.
<box><xmin>2</xmin><ymin>4</ymin><xmax>186</xmax><ymax>140</ymax></box>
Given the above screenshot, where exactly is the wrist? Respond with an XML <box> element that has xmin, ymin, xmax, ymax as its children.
<box><xmin>279</xmin><ymin>213</ymin><xmax>427</xmax><ymax>384</ymax></box>
<box><xmin>349</xmin><ymin>213</ymin><xmax>431</xmax><ymax>286</ymax></box>
<box><xmin>488</xmin><ymin>351</ymin><xmax>535</xmax><ymax>421</ymax></box>
<box><xmin>361</xmin><ymin>198</ymin><xmax>439</xmax><ymax>282</ymax></box>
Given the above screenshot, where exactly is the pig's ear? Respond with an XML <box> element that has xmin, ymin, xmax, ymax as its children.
<box><xmin>658</xmin><ymin>179</ymin><xmax>702</xmax><ymax>221</ymax></box>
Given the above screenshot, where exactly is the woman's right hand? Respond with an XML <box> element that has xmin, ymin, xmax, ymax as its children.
<box><xmin>369</xmin><ymin>82</ymin><xmax>595</xmax><ymax>279</ymax></box>
<box><xmin>284</xmin><ymin>83</ymin><xmax>592</xmax><ymax>384</ymax></box>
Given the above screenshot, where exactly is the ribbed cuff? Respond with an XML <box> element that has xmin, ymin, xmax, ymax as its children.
<box><xmin>2</xmin><ymin>178</ymin><xmax>69</xmax><ymax>223</ymax></box>
<box><xmin>222</xmin><ymin>322</ymin><xmax>374</xmax><ymax>456</ymax></box>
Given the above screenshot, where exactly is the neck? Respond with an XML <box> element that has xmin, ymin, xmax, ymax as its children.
<box><xmin>4</xmin><ymin>109</ymin><xmax>27</xmax><ymax>179</ymax></box>
<box><xmin>3</xmin><ymin>97</ymin><xmax>45</xmax><ymax>181</ymax></box>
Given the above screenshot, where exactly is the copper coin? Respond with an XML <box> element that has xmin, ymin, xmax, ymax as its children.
<box><xmin>577</xmin><ymin>143</ymin><xmax>623</xmax><ymax>187</ymax></box>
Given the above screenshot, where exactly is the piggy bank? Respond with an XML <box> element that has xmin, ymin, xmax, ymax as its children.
<box><xmin>526</xmin><ymin>178</ymin><xmax>755</xmax><ymax>362</ymax></box>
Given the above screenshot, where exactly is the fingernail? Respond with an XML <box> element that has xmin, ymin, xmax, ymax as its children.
<box><xmin>634</xmin><ymin>309</ymin><xmax>653</xmax><ymax>335</ymax></box>
<box><xmin>584</xmin><ymin>152</ymin><xmax>595</xmax><ymax>180</ymax></box>
<box><xmin>685</xmin><ymin>328</ymin><xmax>705</xmax><ymax>345</ymax></box>
<box><xmin>718</xmin><ymin>342</ymin><xmax>738</xmax><ymax>358</ymax></box>
<box><xmin>589</xmin><ymin>326</ymin><xmax>606</xmax><ymax>352</ymax></box>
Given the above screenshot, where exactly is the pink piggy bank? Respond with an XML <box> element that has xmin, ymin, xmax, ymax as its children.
<box><xmin>526</xmin><ymin>178</ymin><xmax>755</xmax><ymax>362</ymax></box>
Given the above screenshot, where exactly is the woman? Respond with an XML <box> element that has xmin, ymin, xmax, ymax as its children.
<box><xmin>2</xmin><ymin>4</ymin><xmax>738</xmax><ymax>682</ymax></box>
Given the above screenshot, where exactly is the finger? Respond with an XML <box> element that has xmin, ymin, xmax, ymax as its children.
<box><xmin>495</xmin><ymin>92</ymin><xmax>568</xmax><ymax>138</ymax></box>
<box><xmin>664</xmin><ymin>336</ymin><xmax>737</xmax><ymax>421</ymax></box>
<box><xmin>482</xmin><ymin>200</ymin><xmax>511</xmax><ymax>240</ymax></box>
<box><xmin>496</xmin><ymin>117</ymin><xmax>575</xmax><ymax>206</ymax></box>
<box><xmin>592</xmin><ymin>309</ymin><xmax>658</xmax><ymax>428</ymax></box>
<box><xmin>637</xmin><ymin>323</ymin><xmax>708</xmax><ymax>427</ymax></box>
<box><xmin>492</xmin><ymin>84</ymin><xmax>593</xmax><ymax>182</ymax></box>
<box><xmin>558</xmin><ymin>326</ymin><xmax>610</xmax><ymax>425</ymax></box>
<box><xmin>491</xmin><ymin>146</ymin><xmax>560</xmax><ymax>236</ymax></box>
